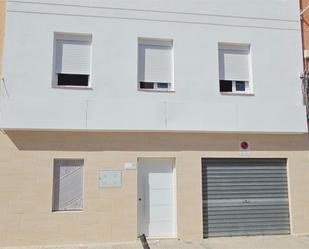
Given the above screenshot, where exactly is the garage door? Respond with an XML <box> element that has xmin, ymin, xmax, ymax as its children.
<box><xmin>202</xmin><ymin>158</ymin><xmax>290</xmax><ymax>238</ymax></box>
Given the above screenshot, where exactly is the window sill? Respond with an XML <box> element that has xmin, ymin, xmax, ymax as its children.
<box><xmin>220</xmin><ymin>92</ymin><xmax>254</xmax><ymax>96</ymax></box>
<box><xmin>52</xmin><ymin>85</ymin><xmax>93</xmax><ymax>90</ymax></box>
<box><xmin>52</xmin><ymin>209</ymin><xmax>84</xmax><ymax>213</ymax></box>
<box><xmin>138</xmin><ymin>89</ymin><xmax>176</xmax><ymax>93</ymax></box>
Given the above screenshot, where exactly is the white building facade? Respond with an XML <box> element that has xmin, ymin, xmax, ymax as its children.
<box><xmin>0</xmin><ymin>0</ymin><xmax>309</xmax><ymax>246</ymax></box>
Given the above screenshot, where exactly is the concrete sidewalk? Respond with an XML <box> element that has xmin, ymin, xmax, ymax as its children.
<box><xmin>2</xmin><ymin>235</ymin><xmax>309</xmax><ymax>249</ymax></box>
<box><xmin>149</xmin><ymin>235</ymin><xmax>309</xmax><ymax>249</ymax></box>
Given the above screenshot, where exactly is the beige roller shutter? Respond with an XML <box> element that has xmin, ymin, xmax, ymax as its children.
<box><xmin>53</xmin><ymin>159</ymin><xmax>84</xmax><ymax>211</ymax></box>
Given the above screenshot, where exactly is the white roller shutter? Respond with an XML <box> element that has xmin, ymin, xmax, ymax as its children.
<box><xmin>219</xmin><ymin>48</ymin><xmax>249</xmax><ymax>81</ymax></box>
<box><xmin>53</xmin><ymin>159</ymin><xmax>84</xmax><ymax>211</ymax></box>
<box><xmin>138</xmin><ymin>42</ymin><xmax>173</xmax><ymax>83</ymax></box>
<box><xmin>56</xmin><ymin>40</ymin><xmax>91</xmax><ymax>75</ymax></box>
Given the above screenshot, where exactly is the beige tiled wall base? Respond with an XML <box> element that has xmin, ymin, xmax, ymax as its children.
<box><xmin>0</xmin><ymin>131</ymin><xmax>309</xmax><ymax>246</ymax></box>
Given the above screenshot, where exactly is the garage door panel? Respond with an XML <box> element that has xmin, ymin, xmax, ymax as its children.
<box><xmin>207</xmin><ymin>217</ymin><xmax>290</xmax><ymax>225</ymax></box>
<box><xmin>205</xmin><ymin>202</ymin><xmax>290</xmax><ymax>210</ymax></box>
<box><xmin>205</xmin><ymin>209</ymin><xmax>290</xmax><ymax>216</ymax></box>
<box><xmin>206</xmin><ymin>225</ymin><xmax>290</xmax><ymax>234</ymax></box>
<box><xmin>206</xmin><ymin>194</ymin><xmax>288</xmax><ymax>200</ymax></box>
<box><xmin>206</xmin><ymin>224</ymin><xmax>290</xmax><ymax>231</ymax></box>
<box><xmin>204</xmin><ymin>167</ymin><xmax>287</xmax><ymax>171</ymax></box>
<box><xmin>206</xmin><ymin>185</ymin><xmax>287</xmax><ymax>190</ymax></box>
<box><xmin>204</xmin><ymin>169</ymin><xmax>288</xmax><ymax>174</ymax></box>
<box><xmin>205</xmin><ymin>202</ymin><xmax>289</xmax><ymax>210</ymax></box>
<box><xmin>202</xmin><ymin>158</ymin><xmax>290</xmax><ymax>238</ymax></box>
<box><xmin>204</xmin><ymin>174</ymin><xmax>288</xmax><ymax>179</ymax></box>
<box><xmin>204</xmin><ymin>183</ymin><xmax>287</xmax><ymax>188</ymax></box>
<box><xmin>205</xmin><ymin>159</ymin><xmax>285</xmax><ymax>166</ymax></box>
<box><xmin>206</xmin><ymin>199</ymin><xmax>289</xmax><ymax>206</ymax></box>
<box><xmin>205</xmin><ymin>209</ymin><xmax>290</xmax><ymax>217</ymax></box>
<box><xmin>207</xmin><ymin>229</ymin><xmax>290</xmax><ymax>238</ymax></box>
<box><xmin>207</xmin><ymin>214</ymin><xmax>290</xmax><ymax>221</ymax></box>
<box><xmin>205</xmin><ymin>179</ymin><xmax>288</xmax><ymax>184</ymax></box>
<box><xmin>207</xmin><ymin>223</ymin><xmax>290</xmax><ymax>230</ymax></box>
<box><xmin>206</xmin><ymin>190</ymin><xmax>288</xmax><ymax>195</ymax></box>
<box><xmin>206</xmin><ymin>189</ymin><xmax>288</xmax><ymax>194</ymax></box>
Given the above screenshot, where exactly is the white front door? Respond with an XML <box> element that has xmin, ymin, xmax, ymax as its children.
<box><xmin>138</xmin><ymin>158</ymin><xmax>176</xmax><ymax>238</ymax></box>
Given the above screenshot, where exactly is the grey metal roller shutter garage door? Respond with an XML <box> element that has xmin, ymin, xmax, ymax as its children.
<box><xmin>202</xmin><ymin>158</ymin><xmax>290</xmax><ymax>238</ymax></box>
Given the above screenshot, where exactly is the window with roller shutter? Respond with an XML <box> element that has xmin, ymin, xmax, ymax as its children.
<box><xmin>52</xmin><ymin>159</ymin><xmax>84</xmax><ymax>211</ymax></box>
<box><xmin>54</xmin><ymin>33</ymin><xmax>92</xmax><ymax>88</ymax></box>
<box><xmin>218</xmin><ymin>43</ymin><xmax>252</xmax><ymax>94</ymax></box>
<box><xmin>138</xmin><ymin>38</ymin><xmax>174</xmax><ymax>91</ymax></box>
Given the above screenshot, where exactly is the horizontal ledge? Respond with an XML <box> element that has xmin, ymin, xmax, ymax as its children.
<box><xmin>0</xmin><ymin>127</ymin><xmax>307</xmax><ymax>135</ymax></box>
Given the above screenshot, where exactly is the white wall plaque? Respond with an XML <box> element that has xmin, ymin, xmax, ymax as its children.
<box><xmin>124</xmin><ymin>162</ymin><xmax>137</xmax><ymax>170</ymax></box>
<box><xmin>240</xmin><ymin>150</ymin><xmax>250</xmax><ymax>156</ymax></box>
<box><xmin>98</xmin><ymin>170</ymin><xmax>122</xmax><ymax>188</ymax></box>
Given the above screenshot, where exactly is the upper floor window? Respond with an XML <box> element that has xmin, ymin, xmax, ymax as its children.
<box><xmin>138</xmin><ymin>38</ymin><xmax>174</xmax><ymax>91</ymax></box>
<box><xmin>218</xmin><ymin>43</ymin><xmax>252</xmax><ymax>94</ymax></box>
<box><xmin>54</xmin><ymin>33</ymin><xmax>92</xmax><ymax>88</ymax></box>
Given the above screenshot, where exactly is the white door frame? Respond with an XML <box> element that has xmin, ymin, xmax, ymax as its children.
<box><xmin>137</xmin><ymin>157</ymin><xmax>177</xmax><ymax>238</ymax></box>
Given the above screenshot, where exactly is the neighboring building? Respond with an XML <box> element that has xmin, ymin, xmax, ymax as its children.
<box><xmin>0</xmin><ymin>0</ymin><xmax>309</xmax><ymax>246</ymax></box>
<box><xmin>300</xmin><ymin>0</ymin><xmax>309</xmax><ymax>116</ymax></box>
<box><xmin>301</xmin><ymin>0</ymin><xmax>309</xmax><ymax>68</ymax></box>
<box><xmin>0</xmin><ymin>0</ymin><xmax>5</xmax><ymax>76</ymax></box>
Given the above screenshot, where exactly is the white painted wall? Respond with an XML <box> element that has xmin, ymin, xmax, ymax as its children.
<box><xmin>0</xmin><ymin>0</ymin><xmax>307</xmax><ymax>133</ymax></box>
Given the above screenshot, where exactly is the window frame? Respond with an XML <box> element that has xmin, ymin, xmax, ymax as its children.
<box><xmin>52</xmin><ymin>32</ymin><xmax>93</xmax><ymax>90</ymax></box>
<box><xmin>52</xmin><ymin>158</ymin><xmax>85</xmax><ymax>212</ymax></box>
<box><xmin>138</xmin><ymin>81</ymin><xmax>174</xmax><ymax>92</ymax></box>
<box><xmin>218</xmin><ymin>43</ymin><xmax>254</xmax><ymax>95</ymax></box>
<box><xmin>220</xmin><ymin>80</ymin><xmax>251</xmax><ymax>95</ymax></box>
<box><xmin>137</xmin><ymin>37</ymin><xmax>175</xmax><ymax>93</ymax></box>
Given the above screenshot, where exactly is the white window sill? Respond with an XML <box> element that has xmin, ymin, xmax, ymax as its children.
<box><xmin>138</xmin><ymin>88</ymin><xmax>175</xmax><ymax>93</ymax></box>
<box><xmin>52</xmin><ymin>85</ymin><xmax>93</xmax><ymax>90</ymax></box>
<box><xmin>220</xmin><ymin>92</ymin><xmax>254</xmax><ymax>96</ymax></box>
<box><xmin>52</xmin><ymin>209</ymin><xmax>84</xmax><ymax>213</ymax></box>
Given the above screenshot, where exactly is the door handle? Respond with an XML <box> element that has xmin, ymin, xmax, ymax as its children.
<box><xmin>139</xmin><ymin>198</ymin><xmax>142</xmax><ymax>201</ymax></box>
